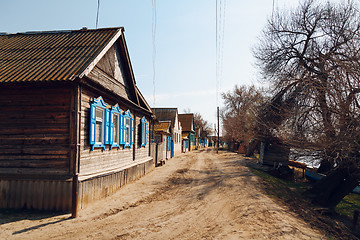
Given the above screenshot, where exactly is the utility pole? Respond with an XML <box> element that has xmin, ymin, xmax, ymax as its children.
<box><xmin>217</xmin><ymin>106</ymin><xmax>219</xmax><ymax>154</ymax></box>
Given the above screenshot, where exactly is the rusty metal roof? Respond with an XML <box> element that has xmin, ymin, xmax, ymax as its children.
<box><xmin>0</xmin><ymin>27</ymin><xmax>122</xmax><ymax>83</ymax></box>
<box><xmin>178</xmin><ymin>113</ymin><xmax>195</xmax><ymax>132</ymax></box>
<box><xmin>152</xmin><ymin>108</ymin><xmax>178</xmax><ymax>127</ymax></box>
<box><xmin>154</xmin><ymin>121</ymin><xmax>171</xmax><ymax>134</ymax></box>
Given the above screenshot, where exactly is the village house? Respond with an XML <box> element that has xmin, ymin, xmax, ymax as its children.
<box><xmin>152</xmin><ymin>108</ymin><xmax>182</xmax><ymax>157</ymax></box>
<box><xmin>153</xmin><ymin>120</ymin><xmax>172</xmax><ymax>162</ymax></box>
<box><xmin>0</xmin><ymin>27</ymin><xmax>154</xmax><ymax>215</ymax></box>
<box><xmin>178</xmin><ymin>113</ymin><xmax>196</xmax><ymax>151</ymax></box>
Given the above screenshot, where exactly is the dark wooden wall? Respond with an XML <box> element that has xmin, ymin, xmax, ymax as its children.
<box><xmin>0</xmin><ymin>85</ymin><xmax>72</xmax><ymax>176</ymax></box>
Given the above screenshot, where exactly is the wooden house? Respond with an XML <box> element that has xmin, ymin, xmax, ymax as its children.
<box><xmin>152</xmin><ymin>108</ymin><xmax>182</xmax><ymax>157</ymax></box>
<box><xmin>0</xmin><ymin>27</ymin><xmax>154</xmax><ymax>215</ymax></box>
<box><xmin>154</xmin><ymin>121</ymin><xmax>171</xmax><ymax>161</ymax></box>
<box><xmin>178</xmin><ymin>113</ymin><xmax>196</xmax><ymax>151</ymax></box>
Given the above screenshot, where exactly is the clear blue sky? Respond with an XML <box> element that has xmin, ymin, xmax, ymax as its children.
<box><xmin>1</xmin><ymin>0</ymin><xmax>330</xmax><ymax>130</ymax></box>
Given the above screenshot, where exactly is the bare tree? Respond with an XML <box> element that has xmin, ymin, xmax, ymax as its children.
<box><xmin>254</xmin><ymin>0</ymin><xmax>360</xmax><ymax>208</ymax></box>
<box><xmin>194</xmin><ymin>112</ymin><xmax>212</xmax><ymax>138</ymax></box>
<box><xmin>221</xmin><ymin>85</ymin><xmax>265</xmax><ymax>145</ymax></box>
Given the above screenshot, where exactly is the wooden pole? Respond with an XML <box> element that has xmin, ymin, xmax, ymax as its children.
<box><xmin>71</xmin><ymin>174</ymin><xmax>79</xmax><ymax>218</ymax></box>
<box><xmin>217</xmin><ymin>106</ymin><xmax>219</xmax><ymax>154</ymax></box>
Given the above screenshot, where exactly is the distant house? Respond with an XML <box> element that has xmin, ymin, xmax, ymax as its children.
<box><xmin>0</xmin><ymin>27</ymin><xmax>154</xmax><ymax>214</ymax></box>
<box><xmin>152</xmin><ymin>108</ymin><xmax>182</xmax><ymax>157</ymax></box>
<box><xmin>154</xmin><ymin>121</ymin><xmax>172</xmax><ymax>161</ymax></box>
<box><xmin>178</xmin><ymin>114</ymin><xmax>196</xmax><ymax>151</ymax></box>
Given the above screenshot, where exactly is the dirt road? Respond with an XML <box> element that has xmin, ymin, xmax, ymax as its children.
<box><xmin>1</xmin><ymin>149</ymin><xmax>324</xmax><ymax>239</ymax></box>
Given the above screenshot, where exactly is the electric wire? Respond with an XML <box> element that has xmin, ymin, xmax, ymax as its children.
<box><xmin>96</xmin><ymin>0</ymin><xmax>100</xmax><ymax>29</ymax></box>
<box><xmin>216</xmin><ymin>0</ymin><xmax>226</xmax><ymax>137</ymax></box>
<box><xmin>152</xmin><ymin>0</ymin><xmax>157</xmax><ymax>107</ymax></box>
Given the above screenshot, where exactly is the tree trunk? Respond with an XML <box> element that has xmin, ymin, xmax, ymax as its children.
<box><xmin>245</xmin><ymin>139</ymin><xmax>260</xmax><ymax>157</ymax></box>
<box><xmin>304</xmin><ymin>167</ymin><xmax>358</xmax><ymax>209</ymax></box>
<box><xmin>317</xmin><ymin>159</ymin><xmax>332</xmax><ymax>174</ymax></box>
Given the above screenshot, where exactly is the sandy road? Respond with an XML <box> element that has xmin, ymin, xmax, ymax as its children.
<box><xmin>0</xmin><ymin>149</ymin><xmax>324</xmax><ymax>239</ymax></box>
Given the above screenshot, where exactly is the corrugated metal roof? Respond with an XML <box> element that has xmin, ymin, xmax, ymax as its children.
<box><xmin>154</xmin><ymin>121</ymin><xmax>171</xmax><ymax>134</ymax></box>
<box><xmin>152</xmin><ymin>108</ymin><xmax>177</xmax><ymax>127</ymax></box>
<box><xmin>178</xmin><ymin>113</ymin><xmax>195</xmax><ymax>132</ymax></box>
<box><xmin>0</xmin><ymin>27</ymin><xmax>121</xmax><ymax>83</ymax></box>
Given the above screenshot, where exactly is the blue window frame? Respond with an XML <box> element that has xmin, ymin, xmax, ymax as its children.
<box><xmin>110</xmin><ymin>104</ymin><xmax>122</xmax><ymax>150</ymax></box>
<box><xmin>140</xmin><ymin>117</ymin><xmax>148</xmax><ymax>147</ymax></box>
<box><xmin>123</xmin><ymin>110</ymin><xmax>134</xmax><ymax>148</ymax></box>
<box><xmin>89</xmin><ymin>96</ymin><xmax>107</xmax><ymax>150</ymax></box>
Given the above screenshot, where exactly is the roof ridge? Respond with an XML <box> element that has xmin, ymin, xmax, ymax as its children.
<box><xmin>0</xmin><ymin>27</ymin><xmax>123</xmax><ymax>36</ymax></box>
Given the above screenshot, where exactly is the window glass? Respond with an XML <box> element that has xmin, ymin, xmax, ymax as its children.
<box><xmin>95</xmin><ymin>108</ymin><xmax>104</xmax><ymax>143</ymax></box>
<box><xmin>114</xmin><ymin>114</ymin><xmax>119</xmax><ymax>144</ymax></box>
<box><xmin>126</xmin><ymin>117</ymin><xmax>131</xmax><ymax>144</ymax></box>
<box><xmin>142</xmin><ymin>122</ymin><xmax>146</xmax><ymax>144</ymax></box>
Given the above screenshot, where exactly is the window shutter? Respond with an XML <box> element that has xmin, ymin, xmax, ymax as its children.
<box><xmin>89</xmin><ymin>104</ymin><xmax>96</xmax><ymax>146</ymax></box>
<box><xmin>122</xmin><ymin>115</ymin><xmax>126</xmax><ymax>145</ymax></box>
<box><xmin>104</xmin><ymin>109</ymin><xmax>110</xmax><ymax>145</ymax></box>
<box><xmin>130</xmin><ymin>117</ymin><xmax>134</xmax><ymax>145</ymax></box>
<box><xmin>109</xmin><ymin>110</ymin><xmax>114</xmax><ymax>146</ymax></box>
<box><xmin>140</xmin><ymin>121</ymin><xmax>144</xmax><ymax>147</ymax></box>
<box><xmin>119</xmin><ymin>114</ymin><xmax>123</xmax><ymax>145</ymax></box>
<box><xmin>145</xmin><ymin>122</ymin><xmax>148</xmax><ymax>145</ymax></box>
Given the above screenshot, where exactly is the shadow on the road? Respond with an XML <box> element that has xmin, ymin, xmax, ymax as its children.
<box><xmin>11</xmin><ymin>217</ymin><xmax>70</xmax><ymax>235</ymax></box>
<box><xmin>0</xmin><ymin>209</ymin><xmax>71</xmax><ymax>234</ymax></box>
<box><xmin>166</xmin><ymin>155</ymin><xmax>258</xmax><ymax>201</ymax></box>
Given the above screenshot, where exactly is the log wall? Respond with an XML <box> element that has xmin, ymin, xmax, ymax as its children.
<box><xmin>0</xmin><ymin>85</ymin><xmax>72</xmax><ymax>175</ymax></box>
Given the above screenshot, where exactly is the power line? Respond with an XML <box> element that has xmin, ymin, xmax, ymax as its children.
<box><xmin>96</xmin><ymin>0</ymin><xmax>100</xmax><ymax>29</ymax></box>
<box><xmin>215</xmin><ymin>0</ymin><xmax>226</xmax><ymax>107</ymax></box>
<box><xmin>216</xmin><ymin>0</ymin><xmax>226</xmax><ymax>143</ymax></box>
<box><xmin>152</xmin><ymin>0</ymin><xmax>157</xmax><ymax>107</ymax></box>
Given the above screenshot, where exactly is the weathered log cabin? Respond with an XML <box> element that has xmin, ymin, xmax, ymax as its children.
<box><xmin>0</xmin><ymin>27</ymin><xmax>154</xmax><ymax>215</ymax></box>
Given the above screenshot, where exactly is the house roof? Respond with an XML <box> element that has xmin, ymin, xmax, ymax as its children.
<box><xmin>0</xmin><ymin>27</ymin><xmax>154</xmax><ymax>116</ymax></box>
<box><xmin>0</xmin><ymin>27</ymin><xmax>122</xmax><ymax>83</ymax></box>
<box><xmin>154</xmin><ymin>121</ymin><xmax>171</xmax><ymax>134</ymax></box>
<box><xmin>152</xmin><ymin>108</ymin><xmax>178</xmax><ymax>127</ymax></box>
<box><xmin>181</xmin><ymin>132</ymin><xmax>189</xmax><ymax>139</ymax></box>
<box><xmin>178</xmin><ymin>113</ymin><xmax>195</xmax><ymax>132</ymax></box>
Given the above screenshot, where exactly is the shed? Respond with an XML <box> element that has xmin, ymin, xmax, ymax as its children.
<box><xmin>0</xmin><ymin>27</ymin><xmax>154</xmax><ymax>214</ymax></box>
<box><xmin>259</xmin><ymin>141</ymin><xmax>290</xmax><ymax>167</ymax></box>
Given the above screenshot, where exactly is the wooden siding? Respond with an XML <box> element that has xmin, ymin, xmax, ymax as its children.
<box><xmin>79</xmin><ymin>87</ymin><xmax>151</xmax><ymax>178</ymax></box>
<box><xmin>86</xmin><ymin>44</ymin><xmax>133</xmax><ymax>104</ymax></box>
<box><xmin>78</xmin><ymin>158</ymin><xmax>154</xmax><ymax>208</ymax></box>
<box><xmin>0</xmin><ymin>86</ymin><xmax>71</xmax><ymax>175</ymax></box>
<box><xmin>259</xmin><ymin>142</ymin><xmax>290</xmax><ymax>166</ymax></box>
<box><xmin>0</xmin><ymin>178</ymin><xmax>72</xmax><ymax>211</ymax></box>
